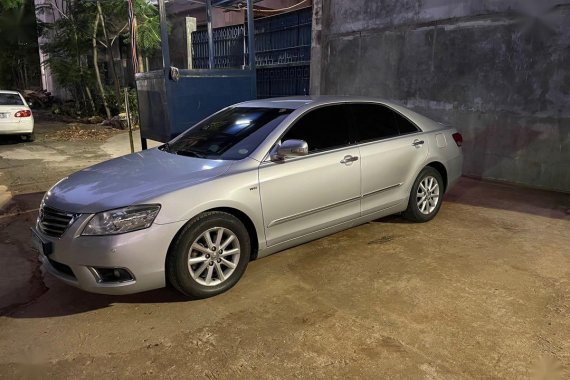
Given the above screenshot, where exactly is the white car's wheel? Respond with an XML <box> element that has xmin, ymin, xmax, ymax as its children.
<box><xmin>20</xmin><ymin>133</ymin><xmax>35</xmax><ymax>142</ymax></box>
<box><xmin>166</xmin><ymin>211</ymin><xmax>250</xmax><ymax>298</ymax></box>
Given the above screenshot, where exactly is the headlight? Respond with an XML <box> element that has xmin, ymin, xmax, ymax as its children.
<box><xmin>82</xmin><ymin>205</ymin><xmax>161</xmax><ymax>236</ymax></box>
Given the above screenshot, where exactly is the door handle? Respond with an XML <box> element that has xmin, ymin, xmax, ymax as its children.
<box><xmin>412</xmin><ymin>139</ymin><xmax>425</xmax><ymax>147</ymax></box>
<box><xmin>340</xmin><ymin>155</ymin><xmax>359</xmax><ymax>164</ymax></box>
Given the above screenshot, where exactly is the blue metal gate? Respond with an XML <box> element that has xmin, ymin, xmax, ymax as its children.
<box><xmin>191</xmin><ymin>7</ymin><xmax>312</xmax><ymax>98</ymax></box>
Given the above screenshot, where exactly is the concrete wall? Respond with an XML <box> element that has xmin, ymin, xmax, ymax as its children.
<box><xmin>311</xmin><ymin>0</ymin><xmax>570</xmax><ymax>192</ymax></box>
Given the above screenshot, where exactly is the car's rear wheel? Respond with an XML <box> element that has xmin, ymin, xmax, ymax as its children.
<box><xmin>21</xmin><ymin>133</ymin><xmax>35</xmax><ymax>142</ymax></box>
<box><xmin>166</xmin><ymin>211</ymin><xmax>250</xmax><ymax>298</ymax></box>
<box><xmin>403</xmin><ymin>166</ymin><xmax>443</xmax><ymax>222</ymax></box>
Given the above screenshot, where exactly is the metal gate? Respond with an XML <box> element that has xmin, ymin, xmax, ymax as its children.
<box><xmin>135</xmin><ymin>0</ymin><xmax>257</xmax><ymax>143</ymax></box>
<box><xmin>191</xmin><ymin>7</ymin><xmax>312</xmax><ymax>98</ymax></box>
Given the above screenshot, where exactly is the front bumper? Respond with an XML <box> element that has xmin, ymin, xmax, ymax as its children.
<box><xmin>32</xmin><ymin>214</ymin><xmax>186</xmax><ymax>295</ymax></box>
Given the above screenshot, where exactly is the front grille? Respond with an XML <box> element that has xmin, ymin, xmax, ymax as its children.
<box><xmin>47</xmin><ymin>257</ymin><xmax>76</xmax><ymax>279</ymax></box>
<box><xmin>37</xmin><ymin>206</ymin><xmax>77</xmax><ymax>238</ymax></box>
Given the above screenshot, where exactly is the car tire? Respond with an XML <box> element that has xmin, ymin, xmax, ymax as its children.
<box><xmin>166</xmin><ymin>211</ymin><xmax>251</xmax><ymax>298</ymax></box>
<box><xmin>403</xmin><ymin>166</ymin><xmax>444</xmax><ymax>223</ymax></box>
<box><xmin>21</xmin><ymin>133</ymin><xmax>35</xmax><ymax>142</ymax></box>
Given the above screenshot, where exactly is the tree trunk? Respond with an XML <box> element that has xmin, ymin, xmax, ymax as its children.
<box><xmin>23</xmin><ymin>62</ymin><xmax>29</xmax><ymax>89</ymax></box>
<box><xmin>12</xmin><ymin>56</ymin><xmax>21</xmax><ymax>89</ymax></box>
<box><xmin>18</xmin><ymin>65</ymin><xmax>25</xmax><ymax>89</ymax></box>
<box><xmin>97</xmin><ymin>1</ymin><xmax>121</xmax><ymax>107</ymax></box>
<box><xmin>68</xmin><ymin>3</ymin><xmax>95</xmax><ymax>114</ymax></box>
<box><xmin>84</xmin><ymin>86</ymin><xmax>96</xmax><ymax>116</ymax></box>
<box><xmin>78</xmin><ymin>86</ymin><xmax>86</xmax><ymax>112</ymax></box>
<box><xmin>83</xmin><ymin>63</ymin><xmax>96</xmax><ymax>114</ymax></box>
<box><xmin>92</xmin><ymin>11</ymin><xmax>111</xmax><ymax>119</ymax></box>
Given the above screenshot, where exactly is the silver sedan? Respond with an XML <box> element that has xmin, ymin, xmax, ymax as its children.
<box><xmin>32</xmin><ymin>96</ymin><xmax>463</xmax><ymax>298</ymax></box>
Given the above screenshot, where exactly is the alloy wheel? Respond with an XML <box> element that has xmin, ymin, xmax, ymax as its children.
<box><xmin>187</xmin><ymin>227</ymin><xmax>241</xmax><ymax>286</ymax></box>
<box><xmin>416</xmin><ymin>175</ymin><xmax>440</xmax><ymax>215</ymax></box>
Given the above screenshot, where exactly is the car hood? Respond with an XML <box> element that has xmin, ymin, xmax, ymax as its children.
<box><xmin>43</xmin><ymin>148</ymin><xmax>234</xmax><ymax>213</ymax></box>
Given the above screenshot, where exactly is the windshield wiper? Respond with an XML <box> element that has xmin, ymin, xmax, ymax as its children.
<box><xmin>175</xmin><ymin>149</ymin><xmax>206</xmax><ymax>158</ymax></box>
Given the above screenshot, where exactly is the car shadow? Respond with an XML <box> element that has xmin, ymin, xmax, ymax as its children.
<box><xmin>0</xmin><ymin>135</ymin><xmax>28</xmax><ymax>145</ymax></box>
<box><xmin>443</xmin><ymin>176</ymin><xmax>569</xmax><ymax>220</ymax></box>
<box><xmin>1</xmin><ymin>191</ymin><xmax>45</xmax><ymax>214</ymax></box>
<box><xmin>3</xmin><ymin>285</ymin><xmax>193</xmax><ymax>319</ymax></box>
<box><xmin>376</xmin><ymin>176</ymin><xmax>570</xmax><ymax>223</ymax></box>
<box><xmin>374</xmin><ymin>214</ymin><xmax>409</xmax><ymax>224</ymax></box>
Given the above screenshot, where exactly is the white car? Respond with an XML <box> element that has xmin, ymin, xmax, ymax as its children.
<box><xmin>0</xmin><ymin>90</ymin><xmax>34</xmax><ymax>141</ymax></box>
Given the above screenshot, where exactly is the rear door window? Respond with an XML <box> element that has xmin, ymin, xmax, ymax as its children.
<box><xmin>393</xmin><ymin>111</ymin><xmax>420</xmax><ymax>135</ymax></box>
<box><xmin>348</xmin><ymin>103</ymin><xmax>418</xmax><ymax>143</ymax></box>
<box><xmin>282</xmin><ymin>105</ymin><xmax>351</xmax><ymax>153</ymax></box>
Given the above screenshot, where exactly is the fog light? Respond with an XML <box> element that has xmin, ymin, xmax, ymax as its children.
<box><xmin>91</xmin><ymin>267</ymin><xmax>134</xmax><ymax>283</ymax></box>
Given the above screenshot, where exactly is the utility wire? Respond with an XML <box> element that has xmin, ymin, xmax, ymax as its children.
<box><xmin>213</xmin><ymin>0</ymin><xmax>310</xmax><ymax>13</ymax></box>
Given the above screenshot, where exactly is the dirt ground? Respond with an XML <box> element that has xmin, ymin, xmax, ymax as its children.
<box><xmin>0</xmin><ymin>117</ymin><xmax>569</xmax><ymax>379</ymax></box>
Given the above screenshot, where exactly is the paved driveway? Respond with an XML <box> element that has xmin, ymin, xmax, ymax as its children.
<box><xmin>0</xmin><ymin>122</ymin><xmax>568</xmax><ymax>379</ymax></box>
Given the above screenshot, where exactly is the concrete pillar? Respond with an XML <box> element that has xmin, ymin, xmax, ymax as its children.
<box><xmin>34</xmin><ymin>0</ymin><xmax>69</xmax><ymax>99</ymax></box>
<box><xmin>185</xmin><ymin>17</ymin><xmax>197</xmax><ymax>69</ymax></box>
<box><xmin>206</xmin><ymin>0</ymin><xmax>215</xmax><ymax>69</ymax></box>
<box><xmin>309</xmin><ymin>0</ymin><xmax>323</xmax><ymax>95</ymax></box>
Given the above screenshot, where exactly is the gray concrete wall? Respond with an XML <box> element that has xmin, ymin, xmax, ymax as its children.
<box><xmin>311</xmin><ymin>0</ymin><xmax>570</xmax><ymax>192</ymax></box>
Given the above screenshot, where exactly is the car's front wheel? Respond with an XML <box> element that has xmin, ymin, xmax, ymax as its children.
<box><xmin>404</xmin><ymin>166</ymin><xmax>444</xmax><ymax>222</ymax></box>
<box><xmin>166</xmin><ymin>211</ymin><xmax>250</xmax><ymax>298</ymax></box>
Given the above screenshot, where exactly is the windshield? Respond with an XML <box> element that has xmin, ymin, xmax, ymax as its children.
<box><xmin>163</xmin><ymin>107</ymin><xmax>293</xmax><ymax>160</ymax></box>
<box><xmin>0</xmin><ymin>93</ymin><xmax>24</xmax><ymax>106</ymax></box>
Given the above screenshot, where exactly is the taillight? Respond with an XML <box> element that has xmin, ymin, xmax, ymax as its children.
<box><xmin>15</xmin><ymin>110</ymin><xmax>32</xmax><ymax>118</ymax></box>
<box><xmin>452</xmin><ymin>132</ymin><xmax>463</xmax><ymax>147</ymax></box>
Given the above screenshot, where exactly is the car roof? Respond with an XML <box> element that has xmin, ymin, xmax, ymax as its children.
<box><xmin>0</xmin><ymin>90</ymin><xmax>22</xmax><ymax>95</ymax></box>
<box><xmin>235</xmin><ymin>95</ymin><xmax>442</xmax><ymax>132</ymax></box>
<box><xmin>235</xmin><ymin>95</ymin><xmax>416</xmax><ymax>110</ymax></box>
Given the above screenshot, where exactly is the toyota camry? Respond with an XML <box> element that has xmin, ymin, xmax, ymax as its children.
<box><xmin>32</xmin><ymin>96</ymin><xmax>463</xmax><ymax>298</ymax></box>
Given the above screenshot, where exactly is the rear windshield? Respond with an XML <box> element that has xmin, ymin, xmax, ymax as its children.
<box><xmin>162</xmin><ymin>107</ymin><xmax>293</xmax><ymax>160</ymax></box>
<box><xmin>0</xmin><ymin>93</ymin><xmax>24</xmax><ymax>105</ymax></box>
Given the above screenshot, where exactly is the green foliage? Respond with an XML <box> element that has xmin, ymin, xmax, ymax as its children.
<box><xmin>94</xmin><ymin>0</ymin><xmax>160</xmax><ymax>67</ymax></box>
<box><xmin>102</xmin><ymin>85</ymin><xmax>121</xmax><ymax>115</ymax></box>
<box><xmin>37</xmin><ymin>0</ymin><xmax>97</xmax><ymax>114</ymax></box>
<box><xmin>38</xmin><ymin>1</ymin><xmax>95</xmax><ymax>67</ymax></box>
<box><xmin>37</xmin><ymin>0</ymin><xmax>160</xmax><ymax>117</ymax></box>
<box><xmin>0</xmin><ymin>0</ymin><xmax>40</xmax><ymax>89</ymax></box>
<box><xmin>102</xmin><ymin>86</ymin><xmax>138</xmax><ymax>122</ymax></box>
<box><xmin>0</xmin><ymin>0</ymin><xmax>24</xmax><ymax>10</ymax></box>
<box><xmin>132</xmin><ymin>0</ymin><xmax>161</xmax><ymax>55</ymax></box>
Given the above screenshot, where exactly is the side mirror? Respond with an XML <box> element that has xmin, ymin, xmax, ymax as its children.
<box><xmin>272</xmin><ymin>139</ymin><xmax>308</xmax><ymax>160</ymax></box>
